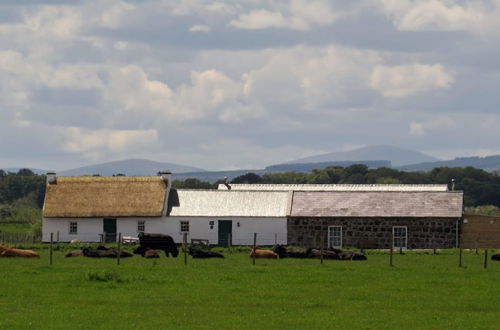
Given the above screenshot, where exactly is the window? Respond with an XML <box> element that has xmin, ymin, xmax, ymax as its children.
<box><xmin>137</xmin><ymin>220</ymin><xmax>145</xmax><ymax>233</ymax></box>
<box><xmin>180</xmin><ymin>221</ymin><xmax>190</xmax><ymax>233</ymax></box>
<box><xmin>328</xmin><ymin>226</ymin><xmax>342</xmax><ymax>248</ymax></box>
<box><xmin>69</xmin><ymin>222</ymin><xmax>78</xmax><ymax>235</ymax></box>
<box><xmin>392</xmin><ymin>226</ymin><xmax>407</xmax><ymax>249</ymax></box>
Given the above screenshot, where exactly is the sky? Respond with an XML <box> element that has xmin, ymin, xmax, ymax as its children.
<box><xmin>1</xmin><ymin>0</ymin><xmax>500</xmax><ymax>171</ymax></box>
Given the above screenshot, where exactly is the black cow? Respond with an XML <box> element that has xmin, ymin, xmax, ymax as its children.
<box><xmin>136</xmin><ymin>233</ymin><xmax>179</xmax><ymax>257</ymax></box>
<box><xmin>492</xmin><ymin>254</ymin><xmax>500</xmax><ymax>261</ymax></box>
<box><xmin>272</xmin><ymin>245</ymin><xmax>308</xmax><ymax>258</ymax></box>
<box><xmin>188</xmin><ymin>246</ymin><xmax>224</xmax><ymax>259</ymax></box>
<box><xmin>307</xmin><ymin>248</ymin><xmax>340</xmax><ymax>260</ymax></box>
<box><xmin>82</xmin><ymin>246</ymin><xmax>133</xmax><ymax>258</ymax></box>
<box><xmin>336</xmin><ymin>251</ymin><xmax>367</xmax><ymax>261</ymax></box>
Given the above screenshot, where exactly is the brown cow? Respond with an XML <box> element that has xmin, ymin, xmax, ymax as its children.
<box><xmin>0</xmin><ymin>243</ymin><xmax>40</xmax><ymax>258</ymax></box>
<box><xmin>249</xmin><ymin>247</ymin><xmax>278</xmax><ymax>259</ymax></box>
<box><xmin>64</xmin><ymin>250</ymin><xmax>84</xmax><ymax>257</ymax></box>
<box><xmin>144</xmin><ymin>249</ymin><xmax>160</xmax><ymax>258</ymax></box>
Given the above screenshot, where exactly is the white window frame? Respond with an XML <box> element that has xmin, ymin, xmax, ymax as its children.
<box><xmin>392</xmin><ymin>226</ymin><xmax>407</xmax><ymax>250</ymax></box>
<box><xmin>137</xmin><ymin>220</ymin><xmax>145</xmax><ymax>233</ymax></box>
<box><xmin>69</xmin><ymin>221</ymin><xmax>78</xmax><ymax>235</ymax></box>
<box><xmin>328</xmin><ymin>225</ymin><xmax>343</xmax><ymax>248</ymax></box>
<box><xmin>180</xmin><ymin>220</ymin><xmax>190</xmax><ymax>233</ymax></box>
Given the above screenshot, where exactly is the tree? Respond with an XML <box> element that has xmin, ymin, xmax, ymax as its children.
<box><xmin>17</xmin><ymin>168</ymin><xmax>35</xmax><ymax>176</ymax></box>
<box><xmin>231</xmin><ymin>172</ymin><xmax>263</xmax><ymax>184</ymax></box>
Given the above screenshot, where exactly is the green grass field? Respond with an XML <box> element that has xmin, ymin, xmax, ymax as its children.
<box><xmin>1</xmin><ymin>248</ymin><xmax>499</xmax><ymax>329</ymax></box>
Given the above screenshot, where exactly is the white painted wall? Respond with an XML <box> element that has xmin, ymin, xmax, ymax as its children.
<box><xmin>43</xmin><ymin>216</ymin><xmax>287</xmax><ymax>245</ymax></box>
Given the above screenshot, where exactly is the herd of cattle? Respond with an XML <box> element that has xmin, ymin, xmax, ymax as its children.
<box><xmin>2</xmin><ymin>233</ymin><xmax>500</xmax><ymax>261</ymax></box>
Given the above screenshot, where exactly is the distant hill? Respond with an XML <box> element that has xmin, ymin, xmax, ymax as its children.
<box><xmin>398</xmin><ymin>155</ymin><xmax>500</xmax><ymax>172</ymax></box>
<box><xmin>1</xmin><ymin>168</ymin><xmax>47</xmax><ymax>175</ymax></box>
<box><xmin>264</xmin><ymin>160</ymin><xmax>391</xmax><ymax>172</ymax></box>
<box><xmin>174</xmin><ymin>160</ymin><xmax>392</xmax><ymax>183</ymax></box>
<box><xmin>59</xmin><ymin>159</ymin><xmax>205</xmax><ymax>176</ymax></box>
<box><xmin>284</xmin><ymin>145</ymin><xmax>439</xmax><ymax>167</ymax></box>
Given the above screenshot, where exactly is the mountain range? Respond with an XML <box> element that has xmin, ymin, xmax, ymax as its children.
<box><xmin>4</xmin><ymin>146</ymin><xmax>500</xmax><ymax>181</ymax></box>
<box><xmin>285</xmin><ymin>145</ymin><xmax>439</xmax><ymax>167</ymax></box>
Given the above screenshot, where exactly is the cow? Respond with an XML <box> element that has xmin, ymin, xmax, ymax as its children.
<box><xmin>144</xmin><ymin>249</ymin><xmax>160</xmax><ymax>259</ymax></box>
<box><xmin>82</xmin><ymin>246</ymin><xmax>132</xmax><ymax>258</ymax></box>
<box><xmin>336</xmin><ymin>250</ymin><xmax>367</xmax><ymax>261</ymax></box>
<box><xmin>0</xmin><ymin>243</ymin><xmax>40</xmax><ymax>258</ymax></box>
<box><xmin>492</xmin><ymin>254</ymin><xmax>500</xmax><ymax>261</ymax></box>
<box><xmin>307</xmin><ymin>248</ymin><xmax>340</xmax><ymax>260</ymax></box>
<box><xmin>272</xmin><ymin>245</ymin><xmax>311</xmax><ymax>258</ymax></box>
<box><xmin>249</xmin><ymin>247</ymin><xmax>278</xmax><ymax>259</ymax></box>
<box><xmin>64</xmin><ymin>250</ymin><xmax>83</xmax><ymax>257</ymax></box>
<box><xmin>137</xmin><ymin>233</ymin><xmax>178</xmax><ymax>257</ymax></box>
<box><xmin>188</xmin><ymin>246</ymin><xmax>224</xmax><ymax>259</ymax></box>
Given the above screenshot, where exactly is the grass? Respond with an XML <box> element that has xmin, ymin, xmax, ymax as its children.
<box><xmin>0</xmin><ymin>248</ymin><xmax>499</xmax><ymax>329</ymax></box>
<box><xmin>0</xmin><ymin>222</ymin><xmax>32</xmax><ymax>234</ymax></box>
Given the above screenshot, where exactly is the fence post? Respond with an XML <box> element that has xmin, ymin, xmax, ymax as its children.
<box><xmin>484</xmin><ymin>249</ymin><xmax>488</xmax><ymax>269</ymax></box>
<box><xmin>459</xmin><ymin>241</ymin><xmax>464</xmax><ymax>268</ymax></box>
<box><xmin>183</xmin><ymin>232</ymin><xmax>188</xmax><ymax>265</ymax></box>
<box><xmin>56</xmin><ymin>231</ymin><xmax>59</xmax><ymax>242</ymax></box>
<box><xmin>252</xmin><ymin>233</ymin><xmax>257</xmax><ymax>265</ymax></box>
<box><xmin>390</xmin><ymin>235</ymin><xmax>394</xmax><ymax>267</ymax></box>
<box><xmin>320</xmin><ymin>239</ymin><xmax>324</xmax><ymax>265</ymax></box>
<box><xmin>117</xmin><ymin>233</ymin><xmax>122</xmax><ymax>265</ymax></box>
<box><xmin>49</xmin><ymin>232</ymin><xmax>53</xmax><ymax>266</ymax></box>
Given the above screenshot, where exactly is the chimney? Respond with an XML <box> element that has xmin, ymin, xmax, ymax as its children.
<box><xmin>159</xmin><ymin>170</ymin><xmax>172</xmax><ymax>216</ymax></box>
<box><xmin>46</xmin><ymin>171</ymin><xmax>56</xmax><ymax>185</ymax></box>
<box><xmin>223</xmin><ymin>176</ymin><xmax>231</xmax><ymax>190</ymax></box>
<box><xmin>451</xmin><ymin>178</ymin><xmax>456</xmax><ymax>191</ymax></box>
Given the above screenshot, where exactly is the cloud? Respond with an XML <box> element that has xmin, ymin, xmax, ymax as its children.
<box><xmin>409</xmin><ymin>121</ymin><xmax>424</xmax><ymax>136</ymax></box>
<box><xmin>189</xmin><ymin>24</ymin><xmax>210</xmax><ymax>32</ymax></box>
<box><xmin>379</xmin><ymin>0</ymin><xmax>496</xmax><ymax>32</ymax></box>
<box><xmin>370</xmin><ymin>64</ymin><xmax>454</xmax><ymax>97</ymax></box>
<box><xmin>1</xmin><ymin>0</ymin><xmax>500</xmax><ymax>170</ymax></box>
<box><xmin>63</xmin><ymin>127</ymin><xmax>159</xmax><ymax>159</ymax></box>
<box><xmin>230</xmin><ymin>0</ymin><xmax>337</xmax><ymax>31</ymax></box>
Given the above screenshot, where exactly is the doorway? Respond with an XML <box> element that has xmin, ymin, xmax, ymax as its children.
<box><xmin>103</xmin><ymin>218</ymin><xmax>117</xmax><ymax>243</ymax></box>
<box><xmin>218</xmin><ymin>220</ymin><xmax>232</xmax><ymax>247</ymax></box>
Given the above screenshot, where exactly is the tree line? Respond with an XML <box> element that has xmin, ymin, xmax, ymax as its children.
<box><xmin>2</xmin><ymin>165</ymin><xmax>500</xmax><ymax>209</ymax></box>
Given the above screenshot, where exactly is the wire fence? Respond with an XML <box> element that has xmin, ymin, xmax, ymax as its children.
<box><xmin>0</xmin><ymin>231</ymin><xmax>41</xmax><ymax>244</ymax></box>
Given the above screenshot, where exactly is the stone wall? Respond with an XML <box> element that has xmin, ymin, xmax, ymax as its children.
<box><xmin>287</xmin><ymin>217</ymin><xmax>460</xmax><ymax>249</ymax></box>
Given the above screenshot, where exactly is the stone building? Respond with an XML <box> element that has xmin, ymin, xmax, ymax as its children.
<box><xmin>288</xmin><ymin>191</ymin><xmax>463</xmax><ymax>249</ymax></box>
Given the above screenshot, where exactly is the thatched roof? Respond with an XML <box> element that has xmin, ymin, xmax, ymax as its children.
<box><xmin>168</xmin><ymin>190</ymin><xmax>291</xmax><ymax>217</ymax></box>
<box><xmin>218</xmin><ymin>184</ymin><xmax>449</xmax><ymax>191</ymax></box>
<box><xmin>291</xmin><ymin>191</ymin><xmax>463</xmax><ymax>218</ymax></box>
<box><xmin>43</xmin><ymin>176</ymin><xmax>167</xmax><ymax>218</ymax></box>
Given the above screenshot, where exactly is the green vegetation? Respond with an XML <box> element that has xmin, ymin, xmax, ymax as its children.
<box><xmin>0</xmin><ymin>249</ymin><xmax>499</xmax><ymax>329</ymax></box>
<box><xmin>231</xmin><ymin>165</ymin><xmax>500</xmax><ymax>207</ymax></box>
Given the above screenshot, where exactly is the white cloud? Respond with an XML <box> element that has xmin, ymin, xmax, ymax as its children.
<box><xmin>370</xmin><ymin>64</ymin><xmax>454</xmax><ymax>97</ymax></box>
<box><xmin>63</xmin><ymin>127</ymin><xmax>159</xmax><ymax>155</ymax></box>
<box><xmin>409</xmin><ymin>121</ymin><xmax>424</xmax><ymax>136</ymax></box>
<box><xmin>230</xmin><ymin>0</ymin><xmax>337</xmax><ymax>31</ymax></box>
<box><xmin>189</xmin><ymin>24</ymin><xmax>211</xmax><ymax>32</ymax></box>
<box><xmin>379</xmin><ymin>0</ymin><xmax>492</xmax><ymax>32</ymax></box>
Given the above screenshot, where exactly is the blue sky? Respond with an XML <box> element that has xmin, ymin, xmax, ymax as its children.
<box><xmin>1</xmin><ymin>0</ymin><xmax>500</xmax><ymax>170</ymax></box>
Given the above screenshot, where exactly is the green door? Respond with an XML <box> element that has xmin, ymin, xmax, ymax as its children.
<box><xmin>218</xmin><ymin>220</ymin><xmax>232</xmax><ymax>247</ymax></box>
<box><xmin>103</xmin><ymin>218</ymin><xmax>117</xmax><ymax>243</ymax></box>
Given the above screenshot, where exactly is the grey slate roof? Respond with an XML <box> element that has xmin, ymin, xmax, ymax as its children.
<box><xmin>218</xmin><ymin>184</ymin><xmax>449</xmax><ymax>192</ymax></box>
<box><xmin>169</xmin><ymin>190</ymin><xmax>291</xmax><ymax>217</ymax></box>
<box><xmin>291</xmin><ymin>191</ymin><xmax>463</xmax><ymax>218</ymax></box>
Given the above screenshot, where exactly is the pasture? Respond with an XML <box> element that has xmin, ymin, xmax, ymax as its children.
<box><xmin>1</xmin><ymin>247</ymin><xmax>499</xmax><ymax>329</ymax></box>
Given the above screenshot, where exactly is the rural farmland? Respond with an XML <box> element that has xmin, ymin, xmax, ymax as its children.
<box><xmin>1</xmin><ymin>247</ymin><xmax>499</xmax><ymax>329</ymax></box>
